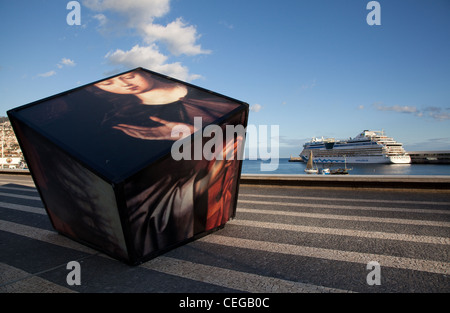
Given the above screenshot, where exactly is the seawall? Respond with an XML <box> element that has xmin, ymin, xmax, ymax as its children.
<box><xmin>3</xmin><ymin>169</ymin><xmax>449</xmax><ymax>191</ymax></box>
<box><xmin>240</xmin><ymin>174</ymin><xmax>450</xmax><ymax>190</ymax></box>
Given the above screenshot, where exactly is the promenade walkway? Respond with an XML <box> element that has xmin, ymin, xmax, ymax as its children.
<box><xmin>1</xmin><ymin>173</ymin><xmax>449</xmax><ymax>297</ymax></box>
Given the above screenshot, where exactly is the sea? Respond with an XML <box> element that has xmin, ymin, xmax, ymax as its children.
<box><xmin>242</xmin><ymin>158</ymin><xmax>450</xmax><ymax>176</ymax></box>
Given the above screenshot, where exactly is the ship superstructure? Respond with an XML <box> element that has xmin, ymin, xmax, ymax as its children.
<box><xmin>300</xmin><ymin>130</ymin><xmax>411</xmax><ymax>164</ymax></box>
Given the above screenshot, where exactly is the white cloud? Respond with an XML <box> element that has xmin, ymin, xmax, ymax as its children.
<box><xmin>58</xmin><ymin>58</ymin><xmax>76</xmax><ymax>68</ymax></box>
<box><xmin>38</xmin><ymin>70</ymin><xmax>56</xmax><ymax>78</ymax></box>
<box><xmin>424</xmin><ymin>107</ymin><xmax>450</xmax><ymax>121</ymax></box>
<box><xmin>105</xmin><ymin>44</ymin><xmax>201</xmax><ymax>82</ymax></box>
<box><xmin>38</xmin><ymin>57</ymin><xmax>75</xmax><ymax>78</ymax></box>
<box><xmin>373</xmin><ymin>103</ymin><xmax>450</xmax><ymax>121</ymax></box>
<box><xmin>83</xmin><ymin>0</ymin><xmax>170</xmax><ymax>23</ymax></box>
<box><xmin>219</xmin><ymin>21</ymin><xmax>234</xmax><ymax>30</ymax></box>
<box><xmin>141</xmin><ymin>18</ymin><xmax>211</xmax><ymax>56</ymax></box>
<box><xmin>250</xmin><ymin>104</ymin><xmax>262</xmax><ymax>112</ymax></box>
<box><xmin>374</xmin><ymin>103</ymin><xmax>418</xmax><ymax>114</ymax></box>
<box><xmin>83</xmin><ymin>0</ymin><xmax>208</xmax><ymax>81</ymax></box>
<box><xmin>404</xmin><ymin>137</ymin><xmax>450</xmax><ymax>151</ymax></box>
<box><xmin>93</xmin><ymin>13</ymin><xmax>107</xmax><ymax>27</ymax></box>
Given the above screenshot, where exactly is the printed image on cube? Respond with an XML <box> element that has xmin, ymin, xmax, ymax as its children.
<box><xmin>7</xmin><ymin>68</ymin><xmax>249</xmax><ymax>265</ymax></box>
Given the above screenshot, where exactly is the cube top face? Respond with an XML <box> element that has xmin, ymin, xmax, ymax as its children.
<box><xmin>8</xmin><ymin>67</ymin><xmax>248</xmax><ymax>183</ymax></box>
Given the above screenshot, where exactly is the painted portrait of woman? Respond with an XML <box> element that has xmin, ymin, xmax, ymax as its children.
<box><xmin>11</xmin><ymin>67</ymin><xmax>248</xmax><ymax>263</ymax></box>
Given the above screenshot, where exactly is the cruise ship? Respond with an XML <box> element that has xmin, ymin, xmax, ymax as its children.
<box><xmin>300</xmin><ymin>130</ymin><xmax>411</xmax><ymax>164</ymax></box>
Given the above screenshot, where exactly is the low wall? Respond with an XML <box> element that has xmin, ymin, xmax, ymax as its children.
<box><xmin>0</xmin><ymin>169</ymin><xmax>31</xmax><ymax>175</ymax></box>
<box><xmin>2</xmin><ymin>170</ymin><xmax>450</xmax><ymax>190</ymax></box>
<box><xmin>240</xmin><ymin>174</ymin><xmax>450</xmax><ymax>190</ymax></box>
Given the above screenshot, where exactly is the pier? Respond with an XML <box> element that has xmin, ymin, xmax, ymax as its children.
<box><xmin>408</xmin><ymin>150</ymin><xmax>450</xmax><ymax>164</ymax></box>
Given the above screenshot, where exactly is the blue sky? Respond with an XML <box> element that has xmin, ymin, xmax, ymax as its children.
<box><xmin>1</xmin><ymin>0</ymin><xmax>449</xmax><ymax>157</ymax></box>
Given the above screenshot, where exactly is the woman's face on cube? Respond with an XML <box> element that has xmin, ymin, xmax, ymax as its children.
<box><xmin>95</xmin><ymin>72</ymin><xmax>155</xmax><ymax>95</ymax></box>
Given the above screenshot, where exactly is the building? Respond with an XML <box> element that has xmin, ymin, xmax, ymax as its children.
<box><xmin>1</xmin><ymin>119</ymin><xmax>25</xmax><ymax>169</ymax></box>
<box><xmin>408</xmin><ymin>151</ymin><xmax>450</xmax><ymax>164</ymax></box>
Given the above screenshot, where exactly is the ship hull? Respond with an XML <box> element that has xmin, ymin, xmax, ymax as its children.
<box><xmin>301</xmin><ymin>155</ymin><xmax>411</xmax><ymax>164</ymax></box>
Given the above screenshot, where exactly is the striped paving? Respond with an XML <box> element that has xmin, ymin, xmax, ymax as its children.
<box><xmin>239</xmin><ymin>193</ymin><xmax>450</xmax><ymax>207</ymax></box>
<box><xmin>1</xmin><ymin>175</ymin><xmax>449</xmax><ymax>293</ymax></box>
<box><xmin>0</xmin><ymin>262</ymin><xmax>75</xmax><ymax>293</ymax></box>
<box><xmin>200</xmin><ymin>235</ymin><xmax>449</xmax><ymax>275</ymax></box>
<box><xmin>238</xmin><ymin>199</ymin><xmax>450</xmax><ymax>215</ymax></box>
<box><xmin>237</xmin><ymin>207</ymin><xmax>450</xmax><ymax>227</ymax></box>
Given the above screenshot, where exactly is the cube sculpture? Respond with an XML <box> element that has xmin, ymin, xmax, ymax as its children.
<box><xmin>8</xmin><ymin>68</ymin><xmax>249</xmax><ymax>265</ymax></box>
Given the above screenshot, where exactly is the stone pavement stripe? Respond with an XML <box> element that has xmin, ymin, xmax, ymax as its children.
<box><xmin>237</xmin><ymin>207</ymin><xmax>450</xmax><ymax>228</ymax></box>
<box><xmin>229</xmin><ymin>219</ymin><xmax>450</xmax><ymax>245</ymax></box>
<box><xmin>0</xmin><ymin>202</ymin><xmax>46</xmax><ymax>215</ymax></box>
<box><xmin>0</xmin><ymin>192</ymin><xmax>41</xmax><ymax>200</ymax></box>
<box><xmin>239</xmin><ymin>193</ymin><xmax>450</xmax><ymax>207</ymax></box>
<box><xmin>0</xmin><ymin>180</ymin><xmax>35</xmax><ymax>187</ymax></box>
<box><xmin>0</xmin><ymin>185</ymin><xmax>448</xmax><ymax>206</ymax></box>
<box><xmin>0</xmin><ymin>262</ymin><xmax>76</xmax><ymax>293</ymax></box>
<box><xmin>0</xmin><ymin>186</ymin><xmax>38</xmax><ymax>193</ymax></box>
<box><xmin>200</xmin><ymin>235</ymin><xmax>450</xmax><ymax>275</ymax></box>
<box><xmin>142</xmin><ymin>256</ymin><xmax>352</xmax><ymax>293</ymax></box>
<box><xmin>2</xmin><ymin>198</ymin><xmax>447</xmax><ymax>228</ymax></box>
<box><xmin>238</xmin><ymin>199</ymin><xmax>450</xmax><ymax>215</ymax></box>
<box><xmin>0</xmin><ymin>220</ymin><xmax>350</xmax><ymax>293</ymax></box>
<box><xmin>0</xmin><ymin>220</ymin><xmax>98</xmax><ymax>254</ymax></box>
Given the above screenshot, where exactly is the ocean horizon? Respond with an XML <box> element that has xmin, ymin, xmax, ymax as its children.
<box><xmin>242</xmin><ymin>158</ymin><xmax>450</xmax><ymax>176</ymax></box>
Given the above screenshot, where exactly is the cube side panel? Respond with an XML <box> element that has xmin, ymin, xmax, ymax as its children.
<box><xmin>9</xmin><ymin>117</ymin><xmax>129</xmax><ymax>262</ymax></box>
<box><xmin>123</xmin><ymin>108</ymin><xmax>248</xmax><ymax>262</ymax></box>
